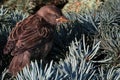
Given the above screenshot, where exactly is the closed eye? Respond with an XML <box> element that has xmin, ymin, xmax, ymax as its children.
<box><xmin>47</xmin><ymin>12</ymin><xmax>58</xmax><ymax>18</ymax></box>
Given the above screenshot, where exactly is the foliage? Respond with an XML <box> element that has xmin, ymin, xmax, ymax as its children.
<box><xmin>1</xmin><ymin>0</ymin><xmax>31</xmax><ymax>13</ymax></box>
<box><xmin>97</xmin><ymin>0</ymin><xmax>120</xmax><ymax>67</ymax></box>
<box><xmin>2</xmin><ymin>36</ymin><xmax>120</xmax><ymax>80</ymax></box>
<box><xmin>0</xmin><ymin>0</ymin><xmax>120</xmax><ymax>79</ymax></box>
<box><xmin>0</xmin><ymin>0</ymin><xmax>68</xmax><ymax>14</ymax></box>
<box><xmin>63</xmin><ymin>0</ymin><xmax>104</xmax><ymax>13</ymax></box>
<box><xmin>98</xmin><ymin>67</ymin><xmax>120</xmax><ymax>80</ymax></box>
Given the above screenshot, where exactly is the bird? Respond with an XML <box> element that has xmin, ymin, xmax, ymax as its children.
<box><xmin>3</xmin><ymin>5</ymin><xmax>68</xmax><ymax>75</ymax></box>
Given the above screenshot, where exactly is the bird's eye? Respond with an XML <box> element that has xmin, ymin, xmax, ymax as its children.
<box><xmin>53</xmin><ymin>15</ymin><xmax>57</xmax><ymax>18</ymax></box>
<box><xmin>50</xmin><ymin>14</ymin><xmax>57</xmax><ymax>18</ymax></box>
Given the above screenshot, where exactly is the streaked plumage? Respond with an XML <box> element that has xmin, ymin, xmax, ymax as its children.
<box><xmin>3</xmin><ymin>5</ymin><xmax>68</xmax><ymax>75</ymax></box>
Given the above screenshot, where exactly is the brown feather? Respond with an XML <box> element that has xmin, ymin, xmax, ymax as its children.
<box><xmin>9</xmin><ymin>51</ymin><xmax>30</xmax><ymax>75</ymax></box>
<box><xmin>3</xmin><ymin>5</ymin><xmax>68</xmax><ymax>75</ymax></box>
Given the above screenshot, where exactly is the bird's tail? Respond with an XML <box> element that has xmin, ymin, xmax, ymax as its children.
<box><xmin>8</xmin><ymin>51</ymin><xmax>31</xmax><ymax>76</ymax></box>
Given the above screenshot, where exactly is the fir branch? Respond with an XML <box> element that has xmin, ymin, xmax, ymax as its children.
<box><xmin>1</xmin><ymin>35</ymin><xmax>108</xmax><ymax>80</ymax></box>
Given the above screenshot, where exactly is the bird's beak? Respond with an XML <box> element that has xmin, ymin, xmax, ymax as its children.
<box><xmin>56</xmin><ymin>16</ymin><xmax>69</xmax><ymax>23</ymax></box>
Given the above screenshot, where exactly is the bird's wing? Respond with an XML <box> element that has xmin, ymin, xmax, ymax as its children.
<box><xmin>4</xmin><ymin>15</ymin><xmax>39</xmax><ymax>55</ymax></box>
<box><xmin>3</xmin><ymin>21</ymin><xmax>23</xmax><ymax>54</ymax></box>
<box><xmin>10</xmin><ymin>15</ymin><xmax>53</xmax><ymax>56</ymax></box>
<box><xmin>4</xmin><ymin>15</ymin><xmax>36</xmax><ymax>54</ymax></box>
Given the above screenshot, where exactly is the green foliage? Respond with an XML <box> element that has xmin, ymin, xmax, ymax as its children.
<box><xmin>1</xmin><ymin>35</ymin><xmax>100</xmax><ymax>79</ymax></box>
<box><xmin>2</xmin><ymin>36</ymin><xmax>120</xmax><ymax>80</ymax></box>
<box><xmin>63</xmin><ymin>0</ymin><xmax>103</xmax><ymax>13</ymax></box>
<box><xmin>0</xmin><ymin>0</ymin><xmax>120</xmax><ymax>79</ymax></box>
<box><xmin>1</xmin><ymin>0</ymin><xmax>68</xmax><ymax>14</ymax></box>
<box><xmin>1</xmin><ymin>0</ymin><xmax>30</xmax><ymax>13</ymax></box>
<box><xmin>97</xmin><ymin>0</ymin><xmax>120</xmax><ymax>67</ymax></box>
<box><xmin>16</xmin><ymin>60</ymin><xmax>54</xmax><ymax>80</ymax></box>
<box><xmin>0</xmin><ymin>5</ymin><xmax>28</xmax><ymax>36</ymax></box>
<box><xmin>47</xmin><ymin>12</ymin><xmax>99</xmax><ymax>62</ymax></box>
<box><xmin>98</xmin><ymin>67</ymin><xmax>120</xmax><ymax>80</ymax></box>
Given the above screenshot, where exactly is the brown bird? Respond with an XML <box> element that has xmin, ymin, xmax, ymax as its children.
<box><xmin>3</xmin><ymin>5</ymin><xmax>68</xmax><ymax>75</ymax></box>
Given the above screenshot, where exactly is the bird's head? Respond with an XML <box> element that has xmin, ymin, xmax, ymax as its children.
<box><xmin>36</xmin><ymin>5</ymin><xmax>68</xmax><ymax>25</ymax></box>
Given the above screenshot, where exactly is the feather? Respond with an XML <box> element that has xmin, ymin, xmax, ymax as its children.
<box><xmin>3</xmin><ymin>5</ymin><xmax>68</xmax><ymax>75</ymax></box>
